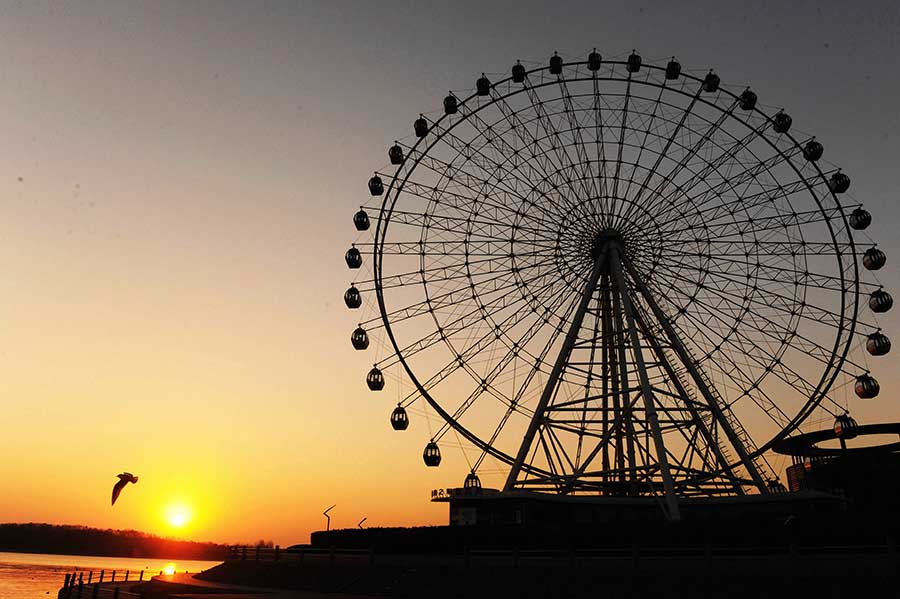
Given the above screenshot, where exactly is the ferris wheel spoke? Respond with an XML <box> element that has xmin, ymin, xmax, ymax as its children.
<box><xmin>431</xmin><ymin>275</ymin><xmax>583</xmax><ymax>424</ymax></box>
<box><xmin>433</xmin><ymin>277</ymin><xmax>591</xmax><ymax>448</ymax></box>
<box><xmin>693</xmin><ymin>168</ymin><xmax>828</xmax><ymax>228</ymax></box>
<box><xmin>515</xmin><ymin>79</ymin><xmax>594</xmax><ymax>214</ymax></box>
<box><xmin>649</xmin><ymin>147</ymin><xmax>811</xmax><ymax>233</ymax></box>
<box><xmin>392</xmin><ymin>274</ymin><xmax>577</xmax><ymax>413</ymax></box>
<box><xmin>661</xmin><ymin>248</ymin><xmax>849</xmax><ymax>294</ymax></box>
<box><xmin>553</xmin><ymin>77</ymin><xmax>600</xmax><ymax>203</ymax></box>
<box><xmin>451</xmin><ymin>96</ymin><xmax>588</xmax><ymax>221</ymax></box>
<box><xmin>591</xmin><ymin>76</ymin><xmax>613</xmax><ymax>222</ymax></box>
<box><xmin>660</xmin><ymin>205</ymin><xmax>845</xmax><ymax>244</ymax></box>
<box><xmin>366</xmin><ymin>239</ymin><xmax>555</xmax><ymax>257</ymax></box>
<box><xmin>404</xmin><ymin>142</ymin><xmax>575</xmax><ymax>228</ymax></box>
<box><xmin>624</xmin><ymin>81</ymin><xmax>701</xmax><ymax>211</ymax></box>
<box><xmin>646</xmin><ymin>97</ymin><xmax>739</xmax><ymax>200</ymax></box>
<box><xmin>609</xmin><ymin>73</ymin><xmax>634</xmax><ymax>205</ymax></box>
<box><xmin>656</xmin><ymin>266</ymin><xmax>849</xmax><ymax>401</ymax></box>
<box><xmin>655</xmin><ymin>257</ymin><xmax>846</xmax><ymax>336</ymax></box>
<box><xmin>660</xmin><ymin>303</ymin><xmax>793</xmax><ymax>429</ymax></box>
<box><xmin>394</xmin><ymin>151</ymin><xmax>565</xmax><ymax>227</ymax></box>
<box><xmin>374</xmin><ymin>203</ymin><xmax>552</xmax><ymax>241</ymax></box>
<box><xmin>363</xmin><ymin>258</ymin><xmax>566</xmax><ymax>331</ymax></box>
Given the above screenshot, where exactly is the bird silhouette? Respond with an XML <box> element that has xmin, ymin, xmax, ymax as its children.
<box><xmin>111</xmin><ymin>472</ymin><xmax>138</xmax><ymax>506</ymax></box>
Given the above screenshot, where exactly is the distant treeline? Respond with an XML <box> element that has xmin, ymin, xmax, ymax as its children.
<box><xmin>0</xmin><ymin>523</ymin><xmax>228</xmax><ymax>560</ymax></box>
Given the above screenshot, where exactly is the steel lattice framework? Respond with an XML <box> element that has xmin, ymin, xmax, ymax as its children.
<box><xmin>344</xmin><ymin>50</ymin><xmax>892</xmax><ymax>520</ymax></box>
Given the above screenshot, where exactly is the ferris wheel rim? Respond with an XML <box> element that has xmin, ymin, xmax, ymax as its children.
<box><xmin>365</xmin><ymin>52</ymin><xmax>865</xmax><ymax>482</ymax></box>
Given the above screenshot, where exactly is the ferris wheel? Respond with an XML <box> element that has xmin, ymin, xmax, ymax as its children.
<box><xmin>344</xmin><ymin>49</ymin><xmax>893</xmax><ymax>519</ymax></box>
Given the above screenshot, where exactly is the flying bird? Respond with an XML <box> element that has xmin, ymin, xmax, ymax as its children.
<box><xmin>111</xmin><ymin>472</ymin><xmax>138</xmax><ymax>506</ymax></box>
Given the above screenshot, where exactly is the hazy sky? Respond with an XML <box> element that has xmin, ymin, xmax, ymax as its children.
<box><xmin>0</xmin><ymin>0</ymin><xmax>897</xmax><ymax>545</ymax></box>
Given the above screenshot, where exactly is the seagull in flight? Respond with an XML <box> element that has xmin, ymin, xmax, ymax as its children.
<box><xmin>111</xmin><ymin>472</ymin><xmax>138</xmax><ymax>506</ymax></box>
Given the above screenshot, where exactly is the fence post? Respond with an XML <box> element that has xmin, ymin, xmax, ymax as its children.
<box><xmin>275</xmin><ymin>544</ymin><xmax>280</xmax><ymax>561</ymax></box>
<box><xmin>139</xmin><ymin>570</ymin><xmax>144</xmax><ymax>582</ymax></box>
<box><xmin>88</xmin><ymin>571</ymin><xmax>93</xmax><ymax>585</ymax></box>
<box><xmin>78</xmin><ymin>573</ymin><xmax>84</xmax><ymax>585</ymax></box>
<box><xmin>111</xmin><ymin>571</ymin><xmax>116</xmax><ymax>582</ymax></box>
<box><xmin>64</xmin><ymin>573</ymin><xmax>71</xmax><ymax>588</ymax></box>
<box><xmin>99</xmin><ymin>571</ymin><xmax>105</xmax><ymax>583</ymax></box>
<box><xmin>124</xmin><ymin>571</ymin><xmax>129</xmax><ymax>582</ymax></box>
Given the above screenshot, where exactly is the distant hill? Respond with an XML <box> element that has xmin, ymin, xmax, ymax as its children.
<box><xmin>0</xmin><ymin>523</ymin><xmax>227</xmax><ymax>560</ymax></box>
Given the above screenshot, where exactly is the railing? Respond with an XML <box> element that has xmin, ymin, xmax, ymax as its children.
<box><xmin>223</xmin><ymin>540</ymin><xmax>897</xmax><ymax>568</ymax></box>
<box><xmin>226</xmin><ymin>544</ymin><xmax>374</xmax><ymax>565</ymax></box>
<box><xmin>57</xmin><ymin>570</ymin><xmax>143</xmax><ymax>599</ymax></box>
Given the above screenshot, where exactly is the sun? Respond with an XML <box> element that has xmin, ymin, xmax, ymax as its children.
<box><xmin>164</xmin><ymin>503</ymin><xmax>192</xmax><ymax>529</ymax></box>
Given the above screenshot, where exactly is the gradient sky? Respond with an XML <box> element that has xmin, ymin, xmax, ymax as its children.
<box><xmin>0</xmin><ymin>0</ymin><xmax>897</xmax><ymax>546</ymax></box>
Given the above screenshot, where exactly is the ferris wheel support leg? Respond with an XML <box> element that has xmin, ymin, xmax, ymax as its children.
<box><xmin>599</xmin><ymin>276</ymin><xmax>612</xmax><ymax>487</ymax></box>
<box><xmin>609</xmin><ymin>247</ymin><xmax>681</xmax><ymax>521</ymax></box>
<box><xmin>503</xmin><ymin>247</ymin><xmax>610</xmax><ymax>492</ymax></box>
<box><xmin>630</xmin><ymin>302</ymin><xmax>745</xmax><ymax>494</ymax></box>
<box><xmin>619</xmin><ymin>255</ymin><xmax>769</xmax><ymax>494</ymax></box>
<box><xmin>610</xmin><ymin>273</ymin><xmax>639</xmax><ymax>490</ymax></box>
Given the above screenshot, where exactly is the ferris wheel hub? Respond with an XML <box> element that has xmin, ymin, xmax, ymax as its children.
<box><xmin>590</xmin><ymin>228</ymin><xmax>624</xmax><ymax>260</ymax></box>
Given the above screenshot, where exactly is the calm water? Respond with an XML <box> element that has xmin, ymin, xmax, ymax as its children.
<box><xmin>0</xmin><ymin>552</ymin><xmax>221</xmax><ymax>599</ymax></box>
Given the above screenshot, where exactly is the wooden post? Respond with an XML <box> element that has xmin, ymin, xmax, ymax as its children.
<box><xmin>87</xmin><ymin>572</ymin><xmax>93</xmax><ymax>584</ymax></box>
<box><xmin>139</xmin><ymin>570</ymin><xmax>144</xmax><ymax>581</ymax></box>
<box><xmin>64</xmin><ymin>573</ymin><xmax>71</xmax><ymax>588</ymax></box>
<box><xmin>111</xmin><ymin>571</ymin><xmax>116</xmax><ymax>582</ymax></box>
<box><xmin>124</xmin><ymin>571</ymin><xmax>129</xmax><ymax>582</ymax></box>
<box><xmin>78</xmin><ymin>573</ymin><xmax>84</xmax><ymax>585</ymax></box>
<box><xmin>99</xmin><ymin>571</ymin><xmax>105</xmax><ymax>583</ymax></box>
<box><xmin>275</xmin><ymin>544</ymin><xmax>280</xmax><ymax>561</ymax></box>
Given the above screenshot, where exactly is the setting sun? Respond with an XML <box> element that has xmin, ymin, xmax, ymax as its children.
<box><xmin>164</xmin><ymin>504</ymin><xmax>192</xmax><ymax>530</ymax></box>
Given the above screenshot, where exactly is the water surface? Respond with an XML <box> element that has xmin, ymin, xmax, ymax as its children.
<box><xmin>0</xmin><ymin>551</ymin><xmax>221</xmax><ymax>599</ymax></box>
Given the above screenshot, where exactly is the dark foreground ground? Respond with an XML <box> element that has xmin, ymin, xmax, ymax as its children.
<box><xmin>195</xmin><ymin>547</ymin><xmax>898</xmax><ymax>599</ymax></box>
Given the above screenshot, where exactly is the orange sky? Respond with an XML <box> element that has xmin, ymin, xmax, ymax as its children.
<box><xmin>0</xmin><ymin>2</ymin><xmax>897</xmax><ymax>546</ymax></box>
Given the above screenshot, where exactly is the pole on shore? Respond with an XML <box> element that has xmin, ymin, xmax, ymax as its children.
<box><xmin>99</xmin><ymin>571</ymin><xmax>104</xmax><ymax>583</ymax></box>
<box><xmin>139</xmin><ymin>570</ymin><xmax>144</xmax><ymax>582</ymax></box>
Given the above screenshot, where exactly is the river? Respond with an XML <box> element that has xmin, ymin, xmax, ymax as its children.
<box><xmin>0</xmin><ymin>551</ymin><xmax>221</xmax><ymax>599</ymax></box>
